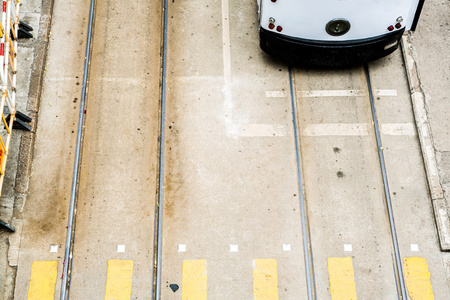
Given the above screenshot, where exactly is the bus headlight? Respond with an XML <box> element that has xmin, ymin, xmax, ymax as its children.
<box><xmin>326</xmin><ymin>19</ymin><xmax>351</xmax><ymax>36</ymax></box>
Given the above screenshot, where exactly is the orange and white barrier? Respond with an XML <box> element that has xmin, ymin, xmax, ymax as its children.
<box><xmin>0</xmin><ymin>0</ymin><xmax>20</xmax><ymax>193</ymax></box>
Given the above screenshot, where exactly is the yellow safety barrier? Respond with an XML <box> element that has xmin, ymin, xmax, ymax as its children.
<box><xmin>0</xmin><ymin>0</ymin><xmax>20</xmax><ymax>196</ymax></box>
<box><xmin>0</xmin><ymin>1</ymin><xmax>34</xmax><ymax>231</ymax></box>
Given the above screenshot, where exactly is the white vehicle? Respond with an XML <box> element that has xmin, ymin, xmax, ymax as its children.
<box><xmin>258</xmin><ymin>0</ymin><xmax>424</xmax><ymax>66</ymax></box>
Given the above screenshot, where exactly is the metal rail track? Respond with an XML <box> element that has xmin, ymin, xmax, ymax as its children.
<box><xmin>288</xmin><ymin>65</ymin><xmax>317</xmax><ymax>300</ymax></box>
<box><xmin>60</xmin><ymin>0</ymin><xmax>96</xmax><ymax>299</ymax></box>
<box><xmin>153</xmin><ymin>0</ymin><xmax>169</xmax><ymax>297</ymax></box>
<box><xmin>48</xmin><ymin>0</ymin><xmax>408</xmax><ymax>298</ymax></box>
<box><xmin>151</xmin><ymin>3</ymin><xmax>408</xmax><ymax>295</ymax></box>
<box><xmin>364</xmin><ymin>63</ymin><xmax>407</xmax><ymax>299</ymax></box>
<box><xmin>289</xmin><ymin>63</ymin><xmax>408</xmax><ymax>299</ymax></box>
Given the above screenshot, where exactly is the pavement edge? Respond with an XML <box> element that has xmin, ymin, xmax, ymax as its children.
<box><xmin>400</xmin><ymin>32</ymin><xmax>450</xmax><ymax>251</ymax></box>
<box><xmin>3</xmin><ymin>0</ymin><xmax>56</xmax><ymax>298</ymax></box>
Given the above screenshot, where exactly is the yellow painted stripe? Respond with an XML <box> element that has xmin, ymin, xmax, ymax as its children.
<box><xmin>253</xmin><ymin>259</ymin><xmax>279</xmax><ymax>300</ymax></box>
<box><xmin>104</xmin><ymin>259</ymin><xmax>134</xmax><ymax>300</ymax></box>
<box><xmin>327</xmin><ymin>257</ymin><xmax>357</xmax><ymax>300</ymax></box>
<box><xmin>27</xmin><ymin>261</ymin><xmax>58</xmax><ymax>300</ymax></box>
<box><xmin>182</xmin><ymin>259</ymin><xmax>207</xmax><ymax>300</ymax></box>
<box><xmin>403</xmin><ymin>257</ymin><xmax>434</xmax><ymax>300</ymax></box>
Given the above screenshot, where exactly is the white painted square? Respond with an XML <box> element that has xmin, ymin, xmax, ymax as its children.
<box><xmin>178</xmin><ymin>244</ymin><xmax>186</xmax><ymax>252</ymax></box>
<box><xmin>344</xmin><ymin>244</ymin><xmax>353</xmax><ymax>252</ymax></box>
<box><xmin>117</xmin><ymin>245</ymin><xmax>125</xmax><ymax>253</ymax></box>
<box><xmin>50</xmin><ymin>245</ymin><xmax>58</xmax><ymax>253</ymax></box>
<box><xmin>283</xmin><ymin>244</ymin><xmax>291</xmax><ymax>251</ymax></box>
<box><xmin>230</xmin><ymin>244</ymin><xmax>238</xmax><ymax>252</ymax></box>
<box><xmin>411</xmin><ymin>244</ymin><xmax>419</xmax><ymax>252</ymax></box>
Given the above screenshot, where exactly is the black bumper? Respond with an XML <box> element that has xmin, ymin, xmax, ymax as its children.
<box><xmin>260</xmin><ymin>28</ymin><xmax>405</xmax><ymax>67</ymax></box>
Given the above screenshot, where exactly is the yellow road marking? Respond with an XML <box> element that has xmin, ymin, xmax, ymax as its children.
<box><xmin>27</xmin><ymin>261</ymin><xmax>58</xmax><ymax>300</ymax></box>
<box><xmin>182</xmin><ymin>259</ymin><xmax>207</xmax><ymax>300</ymax></box>
<box><xmin>327</xmin><ymin>257</ymin><xmax>357</xmax><ymax>300</ymax></box>
<box><xmin>104</xmin><ymin>259</ymin><xmax>134</xmax><ymax>300</ymax></box>
<box><xmin>253</xmin><ymin>258</ymin><xmax>279</xmax><ymax>300</ymax></box>
<box><xmin>403</xmin><ymin>257</ymin><xmax>434</xmax><ymax>300</ymax></box>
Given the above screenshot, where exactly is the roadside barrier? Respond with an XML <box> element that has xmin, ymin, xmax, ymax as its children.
<box><xmin>0</xmin><ymin>0</ymin><xmax>33</xmax><ymax>232</ymax></box>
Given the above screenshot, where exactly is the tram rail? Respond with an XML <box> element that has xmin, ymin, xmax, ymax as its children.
<box><xmin>286</xmin><ymin>62</ymin><xmax>410</xmax><ymax>299</ymax></box>
<box><xmin>46</xmin><ymin>0</ymin><xmax>445</xmax><ymax>298</ymax></box>
<box><xmin>153</xmin><ymin>0</ymin><xmax>169</xmax><ymax>297</ymax></box>
<box><xmin>152</xmin><ymin>0</ymin><xmax>418</xmax><ymax>296</ymax></box>
<box><xmin>364</xmin><ymin>63</ymin><xmax>407</xmax><ymax>298</ymax></box>
<box><xmin>60</xmin><ymin>0</ymin><xmax>96</xmax><ymax>298</ymax></box>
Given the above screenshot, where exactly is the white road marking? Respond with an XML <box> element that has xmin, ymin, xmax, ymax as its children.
<box><xmin>117</xmin><ymin>245</ymin><xmax>125</xmax><ymax>253</ymax></box>
<box><xmin>283</xmin><ymin>244</ymin><xmax>291</xmax><ymax>251</ymax></box>
<box><xmin>175</xmin><ymin>76</ymin><xmax>223</xmax><ymax>82</ymax></box>
<box><xmin>265</xmin><ymin>91</ymin><xmax>288</xmax><ymax>98</ymax></box>
<box><xmin>98</xmin><ymin>78</ymin><xmax>140</xmax><ymax>85</ymax></box>
<box><xmin>230</xmin><ymin>244</ymin><xmax>238</xmax><ymax>252</ymax></box>
<box><xmin>375</xmin><ymin>89</ymin><xmax>398</xmax><ymax>96</ymax></box>
<box><xmin>222</xmin><ymin>0</ymin><xmax>238</xmax><ymax>137</ymax></box>
<box><xmin>240</xmin><ymin>124</ymin><xmax>287</xmax><ymax>137</ymax></box>
<box><xmin>178</xmin><ymin>244</ymin><xmax>186</xmax><ymax>252</ymax></box>
<box><xmin>299</xmin><ymin>90</ymin><xmax>366</xmax><ymax>97</ymax></box>
<box><xmin>50</xmin><ymin>245</ymin><xmax>58</xmax><ymax>253</ymax></box>
<box><xmin>380</xmin><ymin>123</ymin><xmax>416</xmax><ymax>136</ymax></box>
<box><xmin>298</xmin><ymin>89</ymin><xmax>397</xmax><ymax>98</ymax></box>
<box><xmin>411</xmin><ymin>244</ymin><xmax>419</xmax><ymax>252</ymax></box>
<box><xmin>46</xmin><ymin>77</ymin><xmax>78</xmax><ymax>81</ymax></box>
<box><xmin>46</xmin><ymin>77</ymin><xmax>141</xmax><ymax>85</ymax></box>
<box><xmin>222</xmin><ymin>2</ymin><xmax>286</xmax><ymax>138</ymax></box>
<box><xmin>221</xmin><ymin>0</ymin><xmax>231</xmax><ymax>86</ymax></box>
<box><xmin>344</xmin><ymin>244</ymin><xmax>353</xmax><ymax>252</ymax></box>
<box><xmin>303</xmin><ymin>123</ymin><xmax>370</xmax><ymax>136</ymax></box>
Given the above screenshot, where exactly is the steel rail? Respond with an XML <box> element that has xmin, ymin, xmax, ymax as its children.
<box><xmin>154</xmin><ymin>0</ymin><xmax>169</xmax><ymax>297</ymax></box>
<box><xmin>60</xmin><ymin>0</ymin><xmax>96</xmax><ymax>299</ymax></box>
<box><xmin>288</xmin><ymin>66</ymin><xmax>316</xmax><ymax>300</ymax></box>
<box><xmin>364</xmin><ymin>63</ymin><xmax>407</xmax><ymax>299</ymax></box>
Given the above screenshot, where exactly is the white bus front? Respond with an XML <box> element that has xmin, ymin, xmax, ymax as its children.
<box><xmin>258</xmin><ymin>0</ymin><xmax>424</xmax><ymax>66</ymax></box>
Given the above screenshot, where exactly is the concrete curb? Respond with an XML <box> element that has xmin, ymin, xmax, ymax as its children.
<box><xmin>400</xmin><ymin>32</ymin><xmax>450</xmax><ymax>251</ymax></box>
<box><xmin>14</xmin><ymin>0</ymin><xmax>54</xmax><ymax>198</ymax></box>
<box><xmin>2</xmin><ymin>0</ymin><xmax>56</xmax><ymax>298</ymax></box>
